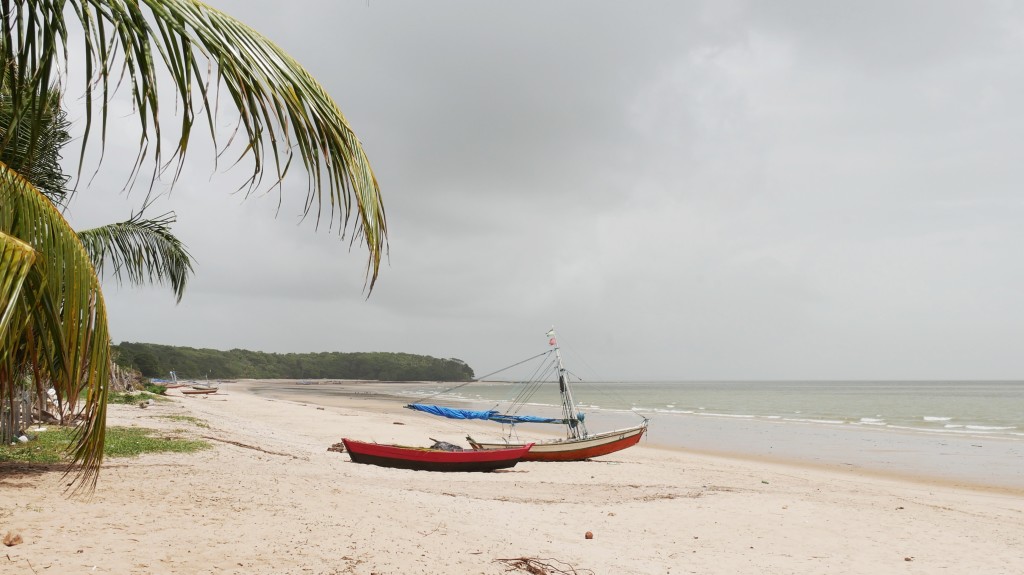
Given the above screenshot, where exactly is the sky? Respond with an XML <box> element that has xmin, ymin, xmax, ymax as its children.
<box><xmin>63</xmin><ymin>0</ymin><xmax>1024</xmax><ymax>381</ymax></box>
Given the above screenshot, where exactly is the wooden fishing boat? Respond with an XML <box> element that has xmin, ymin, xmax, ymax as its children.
<box><xmin>341</xmin><ymin>438</ymin><xmax>532</xmax><ymax>472</ymax></box>
<box><xmin>407</xmin><ymin>328</ymin><xmax>648</xmax><ymax>462</ymax></box>
<box><xmin>181</xmin><ymin>387</ymin><xmax>218</xmax><ymax>395</ymax></box>
<box><xmin>466</xmin><ymin>423</ymin><xmax>646</xmax><ymax>462</ymax></box>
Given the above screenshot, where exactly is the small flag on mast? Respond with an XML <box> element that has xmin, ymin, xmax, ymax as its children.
<box><xmin>546</xmin><ymin>328</ymin><xmax>557</xmax><ymax>346</ymax></box>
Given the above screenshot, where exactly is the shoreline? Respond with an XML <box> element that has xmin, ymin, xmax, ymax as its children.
<box><xmin>241</xmin><ymin>378</ymin><xmax>1024</xmax><ymax>492</ymax></box>
<box><xmin>268</xmin><ymin>384</ymin><xmax>1024</xmax><ymax>496</ymax></box>
<box><xmin>2</xmin><ymin>379</ymin><xmax>1022</xmax><ymax>574</ymax></box>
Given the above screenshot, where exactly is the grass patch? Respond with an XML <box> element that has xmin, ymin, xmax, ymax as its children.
<box><xmin>154</xmin><ymin>415</ymin><xmax>210</xmax><ymax>429</ymax></box>
<box><xmin>0</xmin><ymin>427</ymin><xmax>76</xmax><ymax>464</ymax></box>
<box><xmin>103</xmin><ymin>427</ymin><xmax>210</xmax><ymax>457</ymax></box>
<box><xmin>0</xmin><ymin>426</ymin><xmax>211</xmax><ymax>463</ymax></box>
<box><xmin>107</xmin><ymin>391</ymin><xmax>170</xmax><ymax>405</ymax></box>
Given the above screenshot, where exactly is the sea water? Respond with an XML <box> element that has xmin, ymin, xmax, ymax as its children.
<box><xmin>405</xmin><ymin>380</ymin><xmax>1024</xmax><ymax>440</ymax></box>
<box><xmin>251</xmin><ymin>379</ymin><xmax>1024</xmax><ymax>489</ymax></box>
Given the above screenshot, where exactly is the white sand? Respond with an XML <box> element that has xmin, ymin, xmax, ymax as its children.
<box><xmin>2</xmin><ymin>380</ymin><xmax>1022</xmax><ymax>574</ymax></box>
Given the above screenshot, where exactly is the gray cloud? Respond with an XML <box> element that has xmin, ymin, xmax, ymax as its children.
<box><xmin>60</xmin><ymin>1</ymin><xmax>1024</xmax><ymax>380</ymax></box>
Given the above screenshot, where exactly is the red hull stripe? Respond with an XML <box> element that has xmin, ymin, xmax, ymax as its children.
<box><xmin>523</xmin><ymin>428</ymin><xmax>645</xmax><ymax>461</ymax></box>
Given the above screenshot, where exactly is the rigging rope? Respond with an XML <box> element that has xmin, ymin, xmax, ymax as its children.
<box><xmin>473</xmin><ymin>351</ymin><xmax>551</xmax><ymax>382</ymax></box>
<box><xmin>550</xmin><ymin>340</ymin><xmax>649</xmax><ymax>423</ymax></box>
<box><xmin>506</xmin><ymin>354</ymin><xmax>557</xmax><ymax>415</ymax></box>
<box><xmin>412</xmin><ymin>350</ymin><xmax>552</xmax><ymax>405</ymax></box>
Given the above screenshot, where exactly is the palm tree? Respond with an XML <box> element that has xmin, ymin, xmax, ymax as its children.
<box><xmin>1</xmin><ymin>165</ymin><xmax>112</xmax><ymax>492</ymax></box>
<box><xmin>0</xmin><ymin>75</ymin><xmax>195</xmax><ymax>435</ymax></box>
<box><xmin>0</xmin><ymin>1</ymin><xmax>389</xmax><ymax>491</ymax></box>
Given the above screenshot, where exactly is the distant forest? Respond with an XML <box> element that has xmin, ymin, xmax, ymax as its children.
<box><xmin>113</xmin><ymin>342</ymin><xmax>476</xmax><ymax>382</ymax></box>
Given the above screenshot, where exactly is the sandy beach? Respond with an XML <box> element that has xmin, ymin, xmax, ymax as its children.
<box><xmin>2</xmin><ymin>380</ymin><xmax>1022</xmax><ymax>575</ymax></box>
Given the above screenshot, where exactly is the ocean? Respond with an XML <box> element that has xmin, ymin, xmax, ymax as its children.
<box><xmin>248</xmin><ymin>379</ymin><xmax>1024</xmax><ymax>489</ymax></box>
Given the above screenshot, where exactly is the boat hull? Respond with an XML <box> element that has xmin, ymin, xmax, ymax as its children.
<box><xmin>341</xmin><ymin>438</ymin><xmax>532</xmax><ymax>472</ymax></box>
<box><xmin>468</xmin><ymin>423</ymin><xmax>647</xmax><ymax>462</ymax></box>
<box><xmin>180</xmin><ymin>388</ymin><xmax>218</xmax><ymax>395</ymax></box>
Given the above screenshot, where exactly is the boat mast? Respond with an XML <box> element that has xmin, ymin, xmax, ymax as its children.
<box><xmin>549</xmin><ymin>328</ymin><xmax>587</xmax><ymax>439</ymax></box>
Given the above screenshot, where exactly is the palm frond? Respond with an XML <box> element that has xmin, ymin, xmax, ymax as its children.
<box><xmin>0</xmin><ymin>75</ymin><xmax>72</xmax><ymax>206</ymax></box>
<box><xmin>0</xmin><ymin>231</ymin><xmax>35</xmax><ymax>341</ymax></box>
<box><xmin>1</xmin><ymin>0</ymin><xmax>387</xmax><ymax>289</ymax></box>
<box><xmin>78</xmin><ymin>211</ymin><xmax>195</xmax><ymax>302</ymax></box>
<box><xmin>0</xmin><ymin>160</ymin><xmax>110</xmax><ymax>492</ymax></box>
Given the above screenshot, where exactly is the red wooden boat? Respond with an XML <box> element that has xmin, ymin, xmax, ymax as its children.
<box><xmin>341</xmin><ymin>438</ymin><xmax>532</xmax><ymax>472</ymax></box>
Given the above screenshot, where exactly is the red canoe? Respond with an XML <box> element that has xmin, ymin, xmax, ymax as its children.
<box><xmin>341</xmin><ymin>438</ymin><xmax>532</xmax><ymax>472</ymax></box>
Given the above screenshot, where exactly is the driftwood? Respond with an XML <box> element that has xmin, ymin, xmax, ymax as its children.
<box><xmin>495</xmin><ymin>557</ymin><xmax>594</xmax><ymax>575</ymax></box>
<box><xmin>199</xmin><ymin>436</ymin><xmax>301</xmax><ymax>459</ymax></box>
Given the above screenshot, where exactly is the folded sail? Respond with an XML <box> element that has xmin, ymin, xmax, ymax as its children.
<box><xmin>405</xmin><ymin>403</ymin><xmax>566</xmax><ymax>424</ymax></box>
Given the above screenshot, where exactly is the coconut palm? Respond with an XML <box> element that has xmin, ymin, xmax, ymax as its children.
<box><xmin>0</xmin><ymin>76</ymin><xmax>194</xmax><ymax>438</ymax></box>
<box><xmin>0</xmin><ymin>1</ymin><xmax>388</xmax><ymax>491</ymax></box>
<box><xmin>1</xmin><ymin>166</ymin><xmax>111</xmax><ymax>492</ymax></box>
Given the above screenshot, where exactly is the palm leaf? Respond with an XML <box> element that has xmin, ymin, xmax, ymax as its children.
<box><xmin>0</xmin><ymin>231</ymin><xmax>35</xmax><ymax>341</ymax></box>
<box><xmin>0</xmin><ymin>74</ymin><xmax>72</xmax><ymax>206</ymax></box>
<box><xmin>0</xmin><ymin>160</ymin><xmax>110</xmax><ymax>492</ymax></box>
<box><xmin>78</xmin><ymin>211</ymin><xmax>195</xmax><ymax>302</ymax></box>
<box><xmin>1</xmin><ymin>0</ymin><xmax>387</xmax><ymax>289</ymax></box>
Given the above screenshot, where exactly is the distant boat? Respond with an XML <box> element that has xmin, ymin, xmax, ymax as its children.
<box><xmin>181</xmin><ymin>387</ymin><xmax>218</xmax><ymax>395</ymax></box>
<box><xmin>341</xmin><ymin>438</ymin><xmax>532</xmax><ymax>472</ymax></box>
<box><xmin>407</xmin><ymin>328</ymin><xmax>648</xmax><ymax>461</ymax></box>
<box><xmin>159</xmin><ymin>370</ymin><xmax>186</xmax><ymax>388</ymax></box>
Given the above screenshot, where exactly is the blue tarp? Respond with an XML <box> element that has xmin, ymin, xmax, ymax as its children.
<box><xmin>405</xmin><ymin>403</ymin><xmax>565</xmax><ymax>424</ymax></box>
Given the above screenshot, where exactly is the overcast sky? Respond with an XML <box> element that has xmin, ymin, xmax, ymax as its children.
<box><xmin>63</xmin><ymin>1</ymin><xmax>1024</xmax><ymax>381</ymax></box>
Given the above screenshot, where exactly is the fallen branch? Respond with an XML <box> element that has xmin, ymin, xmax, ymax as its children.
<box><xmin>495</xmin><ymin>557</ymin><xmax>594</xmax><ymax>575</ymax></box>
<box><xmin>200</xmin><ymin>436</ymin><xmax>301</xmax><ymax>459</ymax></box>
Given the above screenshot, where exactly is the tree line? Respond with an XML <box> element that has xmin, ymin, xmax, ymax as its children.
<box><xmin>113</xmin><ymin>342</ymin><xmax>475</xmax><ymax>383</ymax></box>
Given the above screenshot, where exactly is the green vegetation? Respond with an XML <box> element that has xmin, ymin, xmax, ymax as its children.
<box><xmin>0</xmin><ymin>427</ymin><xmax>210</xmax><ymax>464</ymax></box>
<box><xmin>144</xmin><ymin>383</ymin><xmax>168</xmax><ymax>395</ymax></box>
<box><xmin>114</xmin><ymin>342</ymin><xmax>476</xmax><ymax>382</ymax></box>
<box><xmin>102</xmin><ymin>427</ymin><xmax>210</xmax><ymax>458</ymax></box>
<box><xmin>154</xmin><ymin>415</ymin><xmax>211</xmax><ymax>429</ymax></box>
<box><xmin>107</xmin><ymin>391</ymin><xmax>169</xmax><ymax>405</ymax></box>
